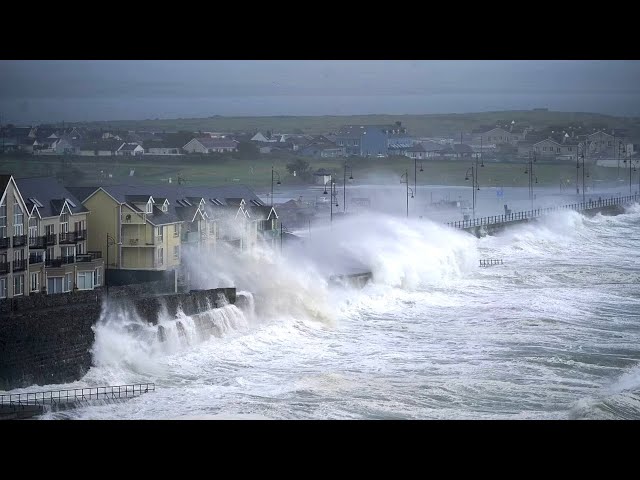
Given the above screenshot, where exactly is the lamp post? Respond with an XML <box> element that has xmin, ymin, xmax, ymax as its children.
<box><xmin>465</xmin><ymin>165</ymin><xmax>479</xmax><ymax>219</ymax></box>
<box><xmin>343</xmin><ymin>161</ymin><xmax>354</xmax><ymax>213</ymax></box>
<box><xmin>622</xmin><ymin>144</ymin><xmax>634</xmax><ymax>194</ymax></box>
<box><xmin>271</xmin><ymin>165</ymin><xmax>281</xmax><ymax>207</ymax></box>
<box><xmin>106</xmin><ymin>233</ymin><xmax>115</xmax><ymax>295</ymax></box>
<box><xmin>400</xmin><ymin>170</ymin><xmax>414</xmax><ymax>218</ymax></box>
<box><xmin>524</xmin><ymin>151</ymin><xmax>537</xmax><ymax>210</ymax></box>
<box><xmin>327</xmin><ymin>179</ymin><xmax>338</xmax><ymax>224</ymax></box>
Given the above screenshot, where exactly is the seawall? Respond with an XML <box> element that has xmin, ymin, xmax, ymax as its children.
<box><xmin>0</xmin><ymin>285</ymin><xmax>235</xmax><ymax>390</ymax></box>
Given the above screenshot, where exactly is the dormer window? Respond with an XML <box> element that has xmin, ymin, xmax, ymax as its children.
<box><xmin>146</xmin><ymin>200</ymin><xmax>153</xmax><ymax>214</ymax></box>
<box><xmin>161</xmin><ymin>204</ymin><xmax>168</xmax><ymax>213</ymax></box>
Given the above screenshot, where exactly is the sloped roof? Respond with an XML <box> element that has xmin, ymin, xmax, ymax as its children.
<box><xmin>15</xmin><ymin>177</ymin><xmax>89</xmax><ymax>217</ymax></box>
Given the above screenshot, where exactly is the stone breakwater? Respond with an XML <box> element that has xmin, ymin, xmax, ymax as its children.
<box><xmin>0</xmin><ymin>286</ymin><xmax>235</xmax><ymax>390</ymax></box>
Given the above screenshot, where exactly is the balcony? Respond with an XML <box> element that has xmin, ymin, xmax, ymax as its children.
<box><xmin>13</xmin><ymin>234</ymin><xmax>27</xmax><ymax>247</ymax></box>
<box><xmin>122</xmin><ymin>212</ymin><xmax>146</xmax><ymax>224</ymax></box>
<box><xmin>123</xmin><ymin>236</ymin><xmax>157</xmax><ymax>247</ymax></box>
<box><xmin>59</xmin><ymin>232</ymin><xmax>77</xmax><ymax>244</ymax></box>
<box><xmin>0</xmin><ymin>261</ymin><xmax>8</xmax><ymax>274</ymax></box>
<box><xmin>29</xmin><ymin>252</ymin><xmax>44</xmax><ymax>264</ymax></box>
<box><xmin>0</xmin><ymin>237</ymin><xmax>8</xmax><ymax>249</ymax></box>
<box><xmin>29</xmin><ymin>235</ymin><xmax>46</xmax><ymax>249</ymax></box>
<box><xmin>44</xmin><ymin>234</ymin><xmax>57</xmax><ymax>246</ymax></box>
<box><xmin>74</xmin><ymin>229</ymin><xmax>87</xmax><ymax>241</ymax></box>
<box><xmin>76</xmin><ymin>251</ymin><xmax>103</xmax><ymax>263</ymax></box>
<box><xmin>12</xmin><ymin>259</ymin><xmax>27</xmax><ymax>272</ymax></box>
<box><xmin>45</xmin><ymin>256</ymin><xmax>75</xmax><ymax>268</ymax></box>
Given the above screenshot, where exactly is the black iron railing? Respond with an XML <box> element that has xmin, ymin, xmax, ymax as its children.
<box><xmin>44</xmin><ymin>234</ymin><xmax>57</xmax><ymax>246</ymax></box>
<box><xmin>58</xmin><ymin>232</ymin><xmax>76</xmax><ymax>244</ymax></box>
<box><xmin>480</xmin><ymin>259</ymin><xmax>503</xmax><ymax>267</ymax></box>
<box><xmin>0</xmin><ymin>261</ymin><xmax>8</xmax><ymax>274</ymax></box>
<box><xmin>29</xmin><ymin>252</ymin><xmax>44</xmax><ymax>264</ymax></box>
<box><xmin>29</xmin><ymin>235</ymin><xmax>46</xmax><ymax>249</ymax></box>
<box><xmin>0</xmin><ymin>383</ymin><xmax>155</xmax><ymax>408</ymax></box>
<box><xmin>74</xmin><ymin>229</ymin><xmax>87</xmax><ymax>241</ymax></box>
<box><xmin>76</xmin><ymin>251</ymin><xmax>102</xmax><ymax>263</ymax></box>
<box><xmin>45</xmin><ymin>255</ymin><xmax>75</xmax><ymax>268</ymax></box>
<box><xmin>0</xmin><ymin>237</ymin><xmax>10</xmax><ymax>249</ymax></box>
<box><xmin>12</xmin><ymin>234</ymin><xmax>27</xmax><ymax>247</ymax></box>
<box><xmin>446</xmin><ymin>194</ymin><xmax>639</xmax><ymax>230</ymax></box>
<box><xmin>12</xmin><ymin>259</ymin><xmax>27</xmax><ymax>271</ymax></box>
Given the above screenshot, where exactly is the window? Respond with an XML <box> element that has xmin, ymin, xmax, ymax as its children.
<box><xmin>14</xmin><ymin>249</ymin><xmax>24</xmax><ymax>262</ymax></box>
<box><xmin>77</xmin><ymin>242</ymin><xmax>84</xmax><ymax>254</ymax></box>
<box><xmin>173</xmin><ymin>245</ymin><xmax>180</xmax><ymax>260</ymax></box>
<box><xmin>74</xmin><ymin>220</ymin><xmax>85</xmax><ymax>233</ymax></box>
<box><xmin>61</xmin><ymin>246</ymin><xmax>75</xmax><ymax>259</ymax></box>
<box><xmin>47</xmin><ymin>277</ymin><xmax>63</xmax><ymax>294</ymax></box>
<box><xmin>173</xmin><ymin>224</ymin><xmax>179</xmax><ymax>237</ymax></box>
<box><xmin>608</xmin><ymin>141</ymin><xmax>612</xmax><ymax>146</ymax></box>
<box><xmin>29</xmin><ymin>217</ymin><xmax>38</xmax><ymax>240</ymax></box>
<box><xmin>568</xmin><ymin>147</ymin><xmax>573</xmax><ymax>152</ymax></box>
<box><xmin>156</xmin><ymin>226</ymin><xmax>163</xmax><ymax>241</ymax></box>
<box><xmin>77</xmin><ymin>271</ymin><xmax>93</xmax><ymax>290</ymax></box>
<box><xmin>543</xmin><ymin>147</ymin><xmax>547</xmax><ymax>151</ymax></box>
<box><xmin>64</xmin><ymin>273</ymin><xmax>73</xmax><ymax>292</ymax></box>
<box><xmin>46</xmin><ymin>224</ymin><xmax>55</xmax><ymax>236</ymax></box>
<box><xmin>209</xmin><ymin>222</ymin><xmax>215</xmax><ymax>235</ymax></box>
<box><xmin>146</xmin><ymin>201</ymin><xmax>153</xmax><ymax>214</ymax></box>
<box><xmin>162</xmin><ymin>203</ymin><xmax>168</xmax><ymax>213</ymax></box>
<box><xmin>557</xmin><ymin>148</ymin><xmax>561</xmax><ymax>153</ymax></box>
<box><xmin>0</xmin><ymin>277</ymin><xmax>6</xmax><ymax>299</ymax></box>
<box><xmin>94</xmin><ymin>267</ymin><xmax>102</xmax><ymax>286</ymax></box>
<box><xmin>157</xmin><ymin>247</ymin><xmax>164</xmax><ymax>266</ymax></box>
<box><xmin>14</xmin><ymin>275</ymin><xmax>24</xmax><ymax>296</ymax></box>
<box><xmin>0</xmin><ymin>202</ymin><xmax>7</xmax><ymax>238</ymax></box>
<box><xmin>60</xmin><ymin>212</ymin><xmax>69</xmax><ymax>233</ymax></box>
<box><xmin>14</xmin><ymin>200</ymin><xmax>24</xmax><ymax>235</ymax></box>
<box><xmin>30</xmin><ymin>272</ymin><xmax>39</xmax><ymax>292</ymax></box>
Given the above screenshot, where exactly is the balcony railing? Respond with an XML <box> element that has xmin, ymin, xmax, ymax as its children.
<box><xmin>45</xmin><ymin>256</ymin><xmax>75</xmax><ymax>268</ymax></box>
<box><xmin>0</xmin><ymin>261</ymin><xmax>8</xmax><ymax>274</ymax></box>
<box><xmin>76</xmin><ymin>251</ymin><xmax>103</xmax><ymax>263</ymax></box>
<box><xmin>74</xmin><ymin>229</ymin><xmax>87</xmax><ymax>241</ymax></box>
<box><xmin>12</xmin><ymin>234</ymin><xmax>27</xmax><ymax>247</ymax></box>
<box><xmin>29</xmin><ymin>236</ymin><xmax>46</xmax><ymax>249</ymax></box>
<box><xmin>12</xmin><ymin>259</ymin><xmax>27</xmax><ymax>271</ymax></box>
<box><xmin>29</xmin><ymin>252</ymin><xmax>44</xmax><ymax>264</ymax></box>
<box><xmin>59</xmin><ymin>232</ymin><xmax>77</xmax><ymax>244</ymax></box>
<box><xmin>44</xmin><ymin>234</ymin><xmax>57</xmax><ymax>246</ymax></box>
<box><xmin>0</xmin><ymin>237</ymin><xmax>9</xmax><ymax>249</ymax></box>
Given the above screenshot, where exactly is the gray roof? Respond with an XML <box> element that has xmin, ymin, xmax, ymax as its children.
<box><xmin>119</xmin><ymin>143</ymin><xmax>142</xmax><ymax>151</ymax></box>
<box><xmin>66</xmin><ymin>186</ymin><xmax>99</xmax><ymax>203</ymax></box>
<box><xmin>14</xmin><ymin>177</ymin><xmax>89</xmax><ymax>217</ymax></box>
<box><xmin>76</xmin><ymin>183</ymin><xmax>268</xmax><ymax>225</ymax></box>
<box><xmin>192</xmin><ymin>137</ymin><xmax>238</xmax><ymax>149</ymax></box>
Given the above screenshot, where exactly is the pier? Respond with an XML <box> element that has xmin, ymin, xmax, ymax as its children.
<box><xmin>0</xmin><ymin>383</ymin><xmax>155</xmax><ymax>419</ymax></box>
<box><xmin>446</xmin><ymin>195</ymin><xmax>639</xmax><ymax>237</ymax></box>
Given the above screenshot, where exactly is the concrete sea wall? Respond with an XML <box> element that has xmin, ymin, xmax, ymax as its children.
<box><xmin>0</xmin><ymin>285</ymin><xmax>235</xmax><ymax>390</ymax></box>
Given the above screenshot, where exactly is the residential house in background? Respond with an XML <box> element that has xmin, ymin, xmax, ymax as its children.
<box><xmin>183</xmin><ymin>137</ymin><xmax>239</xmax><ymax>154</ymax></box>
<box><xmin>335</xmin><ymin>122</ymin><xmax>412</xmax><ymax>157</ymax></box>
<box><xmin>77</xmin><ymin>140</ymin><xmax>124</xmax><ymax>156</ymax></box>
<box><xmin>116</xmin><ymin>143</ymin><xmax>145</xmax><ymax>156</ymax></box>
<box><xmin>1</xmin><ymin>175</ymin><xmax>28</xmax><ymax>299</ymax></box>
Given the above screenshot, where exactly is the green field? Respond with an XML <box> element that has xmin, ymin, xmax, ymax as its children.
<box><xmin>2</xmin><ymin>154</ymin><xmax>635</xmax><ymax>192</ymax></box>
<box><xmin>75</xmin><ymin>110</ymin><xmax>640</xmax><ymax>138</ymax></box>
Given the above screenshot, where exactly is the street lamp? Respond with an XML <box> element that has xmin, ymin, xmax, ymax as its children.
<box><xmin>524</xmin><ymin>151</ymin><xmax>537</xmax><ymax>210</ymax></box>
<box><xmin>622</xmin><ymin>144</ymin><xmax>635</xmax><ymax>194</ymax></box>
<box><xmin>400</xmin><ymin>170</ymin><xmax>413</xmax><ymax>218</ymax></box>
<box><xmin>343</xmin><ymin>161</ymin><xmax>354</xmax><ymax>213</ymax></box>
<box><xmin>330</xmin><ymin>179</ymin><xmax>339</xmax><ymax>224</ymax></box>
<box><xmin>576</xmin><ymin>143</ymin><xmax>588</xmax><ymax>202</ymax></box>
<box><xmin>271</xmin><ymin>165</ymin><xmax>281</xmax><ymax>207</ymax></box>
<box><xmin>464</xmin><ymin>165</ymin><xmax>479</xmax><ymax>219</ymax></box>
<box><xmin>106</xmin><ymin>233</ymin><xmax>115</xmax><ymax>295</ymax></box>
<box><xmin>413</xmin><ymin>156</ymin><xmax>424</xmax><ymax>201</ymax></box>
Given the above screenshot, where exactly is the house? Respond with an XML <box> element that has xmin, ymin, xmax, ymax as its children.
<box><xmin>335</xmin><ymin>122</ymin><xmax>412</xmax><ymax>157</ymax></box>
<box><xmin>438</xmin><ymin>144</ymin><xmax>475</xmax><ymax>159</ymax></box>
<box><xmin>69</xmin><ymin>184</ymin><xmax>278</xmax><ymax>288</ymax></box>
<box><xmin>116</xmin><ymin>143</ymin><xmax>145</xmax><ymax>156</ymax></box>
<box><xmin>532</xmin><ymin>137</ymin><xmax>578</xmax><ymax>158</ymax></box>
<box><xmin>405</xmin><ymin>143</ymin><xmax>426</xmax><ymax>160</ymax></box>
<box><xmin>77</xmin><ymin>140</ymin><xmax>124</xmax><ymax>156</ymax></box>
<box><xmin>183</xmin><ymin>137</ymin><xmax>239</xmax><ymax>154</ymax></box>
<box><xmin>1</xmin><ymin>175</ymin><xmax>103</xmax><ymax>300</ymax></box>
<box><xmin>144</xmin><ymin>141</ymin><xmax>184</xmax><ymax>155</ymax></box>
<box><xmin>251</xmin><ymin>132</ymin><xmax>278</xmax><ymax>143</ymax></box>
<box><xmin>473</xmin><ymin>125</ymin><xmax>530</xmax><ymax>146</ymax></box>
<box><xmin>301</xmin><ymin>141</ymin><xmax>346</xmax><ymax>158</ymax></box>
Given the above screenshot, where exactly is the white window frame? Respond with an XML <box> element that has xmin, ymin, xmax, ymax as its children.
<box><xmin>0</xmin><ymin>277</ymin><xmax>7</xmax><ymax>299</ymax></box>
<box><xmin>156</xmin><ymin>226</ymin><xmax>163</xmax><ymax>242</ymax></box>
<box><xmin>146</xmin><ymin>200</ymin><xmax>153</xmax><ymax>214</ymax></box>
<box><xmin>0</xmin><ymin>201</ymin><xmax>8</xmax><ymax>238</ymax></box>
<box><xmin>13</xmin><ymin>274</ymin><xmax>24</xmax><ymax>296</ymax></box>
<box><xmin>64</xmin><ymin>272</ymin><xmax>73</xmax><ymax>292</ymax></box>
<box><xmin>77</xmin><ymin>271</ymin><xmax>93</xmax><ymax>290</ymax></box>
<box><xmin>173</xmin><ymin>224</ymin><xmax>179</xmax><ymax>237</ymax></box>
<box><xmin>14</xmin><ymin>200</ymin><xmax>24</xmax><ymax>236</ymax></box>
<box><xmin>94</xmin><ymin>267</ymin><xmax>102</xmax><ymax>286</ymax></box>
<box><xmin>30</xmin><ymin>272</ymin><xmax>39</xmax><ymax>292</ymax></box>
<box><xmin>157</xmin><ymin>247</ymin><xmax>164</xmax><ymax>266</ymax></box>
<box><xmin>60</xmin><ymin>212</ymin><xmax>69</xmax><ymax>234</ymax></box>
<box><xmin>47</xmin><ymin>276</ymin><xmax>63</xmax><ymax>294</ymax></box>
<box><xmin>173</xmin><ymin>245</ymin><xmax>180</xmax><ymax>260</ymax></box>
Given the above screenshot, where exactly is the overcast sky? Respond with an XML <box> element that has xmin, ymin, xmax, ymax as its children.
<box><xmin>1</xmin><ymin>60</ymin><xmax>639</xmax><ymax>123</ymax></box>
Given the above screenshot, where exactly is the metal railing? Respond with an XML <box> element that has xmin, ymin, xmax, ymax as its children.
<box><xmin>45</xmin><ymin>255</ymin><xmax>75</xmax><ymax>267</ymax></box>
<box><xmin>0</xmin><ymin>261</ymin><xmax>8</xmax><ymax>274</ymax></box>
<box><xmin>12</xmin><ymin>259</ymin><xmax>27</xmax><ymax>271</ymax></box>
<box><xmin>0</xmin><ymin>383</ymin><xmax>155</xmax><ymax>408</ymax></box>
<box><xmin>480</xmin><ymin>259</ymin><xmax>503</xmax><ymax>267</ymax></box>
<box><xmin>28</xmin><ymin>235</ymin><xmax>46</xmax><ymax>249</ymax></box>
<box><xmin>76</xmin><ymin>251</ymin><xmax>102</xmax><ymax>263</ymax></box>
<box><xmin>44</xmin><ymin>234</ymin><xmax>57</xmax><ymax>246</ymax></box>
<box><xmin>0</xmin><ymin>237</ymin><xmax>9</xmax><ymax>249</ymax></box>
<box><xmin>12</xmin><ymin>234</ymin><xmax>27</xmax><ymax>247</ymax></box>
<box><xmin>446</xmin><ymin>194</ymin><xmax>639</xmax><ymax>230</ymax></box>
<box><xmin>29</xmin><ymin>252</ymin><xmax>44</xmax><ymax>264</ymax></box>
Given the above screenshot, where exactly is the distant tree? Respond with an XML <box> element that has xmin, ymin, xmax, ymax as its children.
<box><xmin>285</xmin><ymin>158</ymin><xmax>311</xmax><ymax>181</ymax></box>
